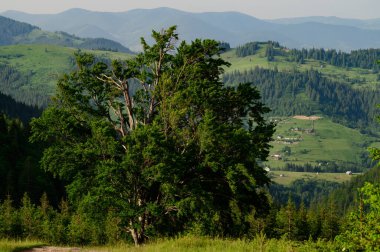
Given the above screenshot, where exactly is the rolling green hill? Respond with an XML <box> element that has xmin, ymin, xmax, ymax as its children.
<box><xmin>220</xmin><ymin>43</ymin><xmax>380</xmax><ymax>173</ymax></box>
<box><xmin>222</xmin><ymin>43</ymin><xmax>379</xmax><ymax>90</ymax></box>
<box><xmin>0</xmin><ymin>44</ymin><xmax>132</xmax><ymax>107</ymax></box>
<box><xmin>264</xmin><ymin>116</ymin><xmax>375</xmax><ymax>172</ymax></box>
<box><xmin>0</xmin><ymin>15</ymin><xmax>134</xmax><ymax>53</ymax></box>
<box><xmin>0</xmin><ymin>40</ymin><xmax>378</xmax><ymax>174</ymax></box>
<box><xmin>222</xmin><ymin>42</ymin><xmax>380</xmax><ymax>132</ymax></box>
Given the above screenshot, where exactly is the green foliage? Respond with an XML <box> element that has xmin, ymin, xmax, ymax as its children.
<box><xmin>276</xmin><ymin>197</ymin><xmax>297</xmax><ymax>239</ymax></box>
<box><xmin>30</xmin><ymin>26</ymin><xmax>275</xmax><ymax>245</ymax></box>
<box><xmin>0</xmin><ymin>239</ymin><xmax>44</xmax><ymax>252</ymax></box>
<box><xmin>0</xmin><ymin>113</ymin><xmax>60</xmax><ymax>204</ymax></box>
<box><xmin>336</xmin><ymin>182</ymin><xmax>380</xmax><ymax>251</ymax></box>
<box><xmin>224</xmin><ymin>68</ymin><xmax>380</xmax><ymax>131</ymax></box>
<box><xmin>0</xmin><ymin>16</ymin><xmax>38</xmax><ymax>45</ymax></box>
<box><xmin>235</xmin><ymin>42</ymin><xmax>260</xmax><ymax>57</ymax></box>
<box><xmin>0</xmin><ymin>86</ymin><xmax>42</xmax><ymax>123</ymax></box>
<box><xmin>0</xmin><ymin>16</ymin><xmax>133</xmax><ymax>53</ymax></box>
<box><xmin>267</xmin><ymin>117</ymin><xmax>375</xmax><ymax>172</ymax></box>
<box><xmin>0</xmin><ymin>44</ymin><xmax>132</xmax><ymax>109</ymax></box>
<box><xmin>287</xmin><ymin>47</ymin><xmax>380</xmax><ymax>70</ymax></box>
<box><xmin>0</xmin><ymin>196</ymin><xmax>18</xmax><ymax>238</ymax></box>
<box><xmin>270</xmin><ymin>178</ymin><xmax>341</xmax><ymax>207</ymax></box>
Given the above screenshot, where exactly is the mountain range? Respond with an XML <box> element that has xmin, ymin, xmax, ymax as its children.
<box><xmin>2</xmin><ymin>7</ymin><xmax>380</xmax><ymax>51</ymax></box>
<box><xmin>0</xmin><ymin>15</ymin><xmax>133</xmax><ymax>53</ymax></box>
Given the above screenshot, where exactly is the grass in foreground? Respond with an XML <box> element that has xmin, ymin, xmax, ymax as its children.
<box><xmin>83</xmin><ymin>235</ymin><xmax>338</xmax><ymax>252</ymax></box>
<box><xmin>0</xmin><ymin>239</ymin><xmax>44</xmax><ymax>252</ymax></box>
<box><xmin>0</xmin><ymin>236</ymin><xmax>339</xmax><ymax>252</ymax></box>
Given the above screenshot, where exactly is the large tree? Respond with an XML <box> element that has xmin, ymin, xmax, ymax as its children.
<box><xmin>30</xmin><ymin>26</ymin><xmax>275</xmax><ymax>245</ymax></box>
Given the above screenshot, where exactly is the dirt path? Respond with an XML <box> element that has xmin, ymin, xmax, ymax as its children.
<box><xmin>22</xmin><ymin>247</ymin><xmax>82</xmax><ymax>252</ymax></box>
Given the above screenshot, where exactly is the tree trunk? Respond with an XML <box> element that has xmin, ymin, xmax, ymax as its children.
<box><xmin>130</xmin><ymin>228</ymin><xmax>145</xmax><ymax>246</ymax></box>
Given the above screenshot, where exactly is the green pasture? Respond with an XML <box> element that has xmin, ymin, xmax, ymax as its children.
<box><xmin>269</xmin><ymin>170</ymin><xmax>355</xmax><ymax>186</ymax></box>
<box><xmin>0</xmin><ymin>44</ymin><xmax>132</xmax><ymax>96</ymax></box>
<box><xmin>264</xmin><ymin>116</ymin><xmax>376</xmax><ymax>170</ymax></box>
<box><xmin>221</xmin><ymin>47</ymin><xmax>379</xmax><ymax>89</ymax></box>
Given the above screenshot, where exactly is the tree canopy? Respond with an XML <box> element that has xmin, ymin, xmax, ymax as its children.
<box><xmin>30</xmin><ymin>26</ymin><xmax>275</xmax><ymax>245</ymax></box>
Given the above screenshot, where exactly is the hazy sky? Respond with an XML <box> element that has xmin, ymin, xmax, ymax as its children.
<box><xmin>0</xmin><ymin>0</ymin><xmax>379</xmax><ymax>19</ymax></box>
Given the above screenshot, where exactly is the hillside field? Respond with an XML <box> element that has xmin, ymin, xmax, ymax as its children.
<box><xmin>269</xmin><ymin>170</ymin><xmax>355</xmax><ymax>186</ymax></box>
<box><xmin>0</xmin><ymin>44</ymin><xmax>132</xmax><ymax>99</ymax></box>
<box><xmin>221</xmin><ymin>45</ymin><xmax>379</xmax><ymax>90</ymax></box>
<box><xmin>264</xmin><ymin>116</ymin><xmax>376</xmax><ymax>171</ymax></box>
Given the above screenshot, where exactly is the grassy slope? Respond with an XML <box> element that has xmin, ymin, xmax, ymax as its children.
<box><xmin>270</xmin><ymin>171</ymin><xmax>354</xmax><ymax>186</ymax></box>
<box><xmin>221</xmin><ymin>45</ymin><xmax>379</xmax><ymax>174</ymax></box>
<box><xmin>0</xmin><ymin>43</ymin><xmax>377</xmax><ymax>177</ymax></box>
<box><xmin>0</xmin><ymin>239</ymin><xmax>44</xmax><ymax>252</ymax></box>
<box><xmin>0</xmin><ymin>44</ymin><xmax>132</xmax><ymax>97</ymax></box>
<box><xmin>82</xmin><ymin>236</ymin><xmax>337</xmax><ymax>252</ymax></box>
<box><xmin>221</xmin><ymin>45</ymin><xmax>379</xmax><ymax>90</ymax></box>
<box><xmin>264</xmin><ymin>117</ymin><xmax>375</xmax><ymax>170</ymax></box>
<box><xmin>0</xmin><ymin>236</ymin><xmax>338</xmax><ymax>252</ymax></box>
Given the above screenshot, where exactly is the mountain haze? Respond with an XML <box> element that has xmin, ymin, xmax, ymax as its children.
<box><xmin>0</xmin><ymin>14</ymin><xmax>133</xmax><ymax>53</ymax></box>
<box><xmin>3</xmin><ymin>7</ymin><xmax>380</xmax><ymax>51</ymax></box>
<box><xmin>269</xmin><ymin>16</ymin><xmax>380</xmax><ymax>30</ymax></box>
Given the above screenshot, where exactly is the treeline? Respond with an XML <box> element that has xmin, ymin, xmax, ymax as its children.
<box><xmin>0</xmin><ymin>182</ymin><xmax>343</xmax><ymax>245</ymax></box>
<box><xmin>279</xmin><ymin>161</ymin><xmax>369</xmax><ymax>173</ymax></box>
<box><xmin>0</xmin><ymin>16</ymin><xmax>133</xmax><ymax>54</ymax></box>
<box><xmin>287</xmin><ymin>47</ymin><xmax>380</xmax><ymax>70</ymax></box>
<box><xmin>0</xmin><ymin>193</ymin><xmax>123</xmax><ymax>245</ymax></box>
<box><xmin>0</xmin><ymin>16</ymin><xmax>38</xmax><ymax>45</ymax></box>
<box><xmin>223</xmin><ymin>67</ymin><xmax>380</xmax><ymax>131</ymax></box>
<box><xmin>0</xmin><ymin>63</ymin><xmax>50</xmax><ymax>108</ymax></box>
<box><xmin>0</xmin><ymin>113</ymin><xmax>63</xmax><ymax>206</ymax></box>
<box><xmin>0</xmin><ymin>191</ymin><xmax>339</xmax><ymax>244</ymax></box>
<box><xmin>235</xmin><ymin>41</ymin><xmax>281</xmax><ymax>58</ymax></box>
<box><xmin>271</xmin><ymin>166</ymin><xmax>380</xmax><ymax>210</ymax></box>
<box><xmin>0</xmin><ymin>176</ymin><xmax>363</xmax><ymax>245</ymax></box>
<box><xmin>0</xmin><ymin>91</ymin><xmax>41</xmax><ymax>122</ymax></box>
<box><xmin>236</xmin><ymin>42</ymin><xmax>260</xmax><ymax>57</ymax></box>
<box><xmin>267</xmin><ymin>166</ymin><xmax>380</xmax><ymax>243</ymax></box>
<box><xmin>269</xmin><ymin>178</ymin><xmax>341</xmax><ymax>207</ymax></box>
<box><xmin>325</xmin><ymin>165</ymin><xmax>380</xmax><ymax>215</ymax></box>
<box><xmin>235</xmin><ymin>40</ymin><xmax>380</xmax><ymax>70</ymax></box>
<box><xmin>78</xmin><ymin>38</ymin><xmax>133</xmax><ymax>53</ymax></box>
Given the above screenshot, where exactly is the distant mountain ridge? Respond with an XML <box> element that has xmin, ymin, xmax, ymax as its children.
<box><xmin>0</xmin><ymin>15</ymin><xmax>38</xmax><ymax>45</ymax></box>
<box><xmin>269</xmin><ymin>16</ymin><xmax>380</xmax><ymax>30</ymax></box>
<box><xmin>0</xmin><ymin>14</ymin><xmax>133</xmax><ymax>53</ymax></box>
<box><xmin>2</xmin><ymin>7</ymin><xmax>380</xmax><ymax>51</ymax></box>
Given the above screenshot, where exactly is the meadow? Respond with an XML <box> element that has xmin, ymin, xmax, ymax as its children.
<box><xmin>0</xmin><ymin>236</ymin><xmax>338</xmax><ymax>252</ymax></box>
<box><xmin>270</xmin><ymin>170</ymin><xmax>354</xmax><ymax>186</ymax></box>
<box><xmin>264</xmin><ymin>116</ymin><xmax>375</xmax><ymax>171</ymax></box>
<box><xmin>0</xmin><ymin>239</ymin><xmax>44</xmax><ymax>252</ymax></box>
<box><xmin>0</xmin><ymin>44</ymin><xmax>132</xmax><ymax>98</ymax></box>
<box><xmin>221</xmin><ymin>46</ymin><xmax>379</xmax><ymax>90</ymax></box>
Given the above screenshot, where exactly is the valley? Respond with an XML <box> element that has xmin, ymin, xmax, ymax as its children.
<box><xmin>0</xmin><ymin>11</ymin><xmax>380</xmax><ymax>250</ymax></box>
<box><xmin>0</xmin><ymin>39</ymin><xmax>377</xmax><ymax>174</ymax></box>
